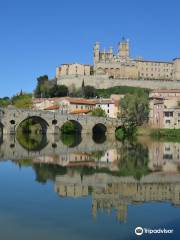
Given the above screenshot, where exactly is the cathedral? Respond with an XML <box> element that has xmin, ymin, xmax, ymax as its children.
<box><xmin>56</xmin><ymin>38</ymin><xmax>180</xmax><ymax>90</ymax></box>
<box><xmin>93</xmin><ymin>38</ymin><xmax>180</xmax><ymax>81</ymax></box>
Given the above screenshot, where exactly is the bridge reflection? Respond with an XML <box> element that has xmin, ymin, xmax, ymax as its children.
<box><xmin>1</xmin><ymin>134</ymin><xmax>180</xmax><ymax>222</ymax></box>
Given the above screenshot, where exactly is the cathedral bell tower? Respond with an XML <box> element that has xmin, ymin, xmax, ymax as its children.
<box><xmin>118</xmin><ymin>38</ymin><xmax>129</xmax><ymax>59</ymax></box>
<box><xmin>93</xmin><ymin>42</ymin><xmax>100</xmax><ymax>64</ymax></box>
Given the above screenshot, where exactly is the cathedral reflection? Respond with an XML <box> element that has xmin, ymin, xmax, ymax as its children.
<box><xmin>55</xmin><ymin>172</ymin><xmax>180</xmax><ymax>222</ymax></box>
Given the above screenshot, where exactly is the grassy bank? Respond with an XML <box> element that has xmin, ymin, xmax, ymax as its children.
<box><xmin>150</xmin><ymin>128</ymin><xmax>180</xmax><ymax>141</ymax></box>
<box><xmin>137</xmin><ymin>127</ymin><xmax>180</xmax><ymax>142</ymax></box>
<box><xmin>96</xmin><ymin>86</ymin><xmax>150</xmax><ymax>98</ymax></box>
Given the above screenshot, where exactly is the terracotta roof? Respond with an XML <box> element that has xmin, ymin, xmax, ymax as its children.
<box><xmin>70</xmin><ymin>109</ymin><xmax>91</xmax><ymax>114</ymax></box>
<box><xmin>33</xmin><ymin>97</ymin><xmax>115</xmax><ymax>106</ymax></box>
<box><xmin>69</xmin><ymin>99</ymin><xmax>96</xmax><ymax>105</ymax></box>
<box><xmin>44</xmin><ymin>105</ymin><xmax>59</xmax><ymax>110</ymax></box>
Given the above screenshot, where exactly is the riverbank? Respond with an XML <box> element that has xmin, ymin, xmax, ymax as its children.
<box><xmin>137</xmin><ymin>127</ymin><xmax>180</xmax><ymax>142</ymax></box>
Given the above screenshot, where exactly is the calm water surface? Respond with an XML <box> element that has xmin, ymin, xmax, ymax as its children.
<box><xmin>0</xmin><ymin>134</ymin><xmax>180</xmax><ymax>240</ymax></box>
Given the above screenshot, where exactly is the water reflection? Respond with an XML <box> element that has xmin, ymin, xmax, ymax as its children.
<box><xmin>16</xmin><ymin>132</ymin><xmax>48</xmax><ymax>151</ymax></box>
<box><xmin>60</xmin><ymin>134</ymin><xmax>82</xmax><ymax>147</ymax></box>
<box><xmin>55</xmin><ymin>172</ymin><xmax>180</xmax><ymax>222</ymax></box>
<box><xmin>1</xmin><ymin>133</ymin><xmax>180</xmax><ymax>224</ymax></box>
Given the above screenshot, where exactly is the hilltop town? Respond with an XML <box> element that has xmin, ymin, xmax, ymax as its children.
<box><xmin>1</xmin><ymin>39</ymin><xmax>180</xmax><ymax>137</ymax></box>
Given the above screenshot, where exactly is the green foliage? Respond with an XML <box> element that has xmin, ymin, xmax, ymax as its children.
<box><xmin>34</xmin><ymin>75</ymin><xmax>49</xmax><ymax>98</ymax></box>
<box><xmin>0</xmin><ymin>97</ymin><xmax>10</xmax><ymax>107</ymax></box>
<box><xmin>96</xmin><ymin>86</ymin><xmax>150</xmax><ymax>98</ymax></box>
<box><xmin>120</xmin><ymin>90</ymin><xmax>149</xmax><ymax>136</ymax></box>
<box><xmin>11</xmin><ymin>93</ymin><xmax>32</xmax><ymax>109</ymax></box>
<box><xmin>83</xmin><ymin>85</ymin><xmax>97</xmax><ymax>98</ymax></box>
<box><xmin>34</xmin><ymin>75</ymin><xmax>68</xmax><ymax>98</ymax></box>
<box><xmin>61</xmin><ymin>121</ymin><xmax>78</xmax><ymax>134</ymax></box>
<box><xmin>151</xmin><ymin>128</ymin><xmax>180</xmax><ymax>142</ymax></box>
<box><xmin>91</xmin><ymin>107</ymin><xmax>107</xmax><ymax>117</ymax></box>
<box><xmin>48</xmin><ymin>85</ymin><xmax>69</xmax><ymax>97</ymax></box>
<box><xmin>115</xmin><ymin>128</ymin><xmax>125</xmax><ymax>141</ymax></box>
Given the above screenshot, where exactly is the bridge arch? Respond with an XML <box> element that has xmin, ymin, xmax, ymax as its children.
<box><xmin>92</xmin><ymin>123</ymin><xmax>107</xmax><ymax>143</ymax></box>
<box><xmin>61</xmin><ymin>120</ymin><xmax>82</xmax><ymax>134</ymax></box>
<box><xmin>17</xmin><ymin>116</ymin><xmax>49</xmax><ymax>134</ymax></box>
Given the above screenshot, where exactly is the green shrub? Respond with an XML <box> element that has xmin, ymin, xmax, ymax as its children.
<box><xmin>115</xmin><ymin>128</ymin><xmax>125</xmax><ymax>141</ymax></box>
<box><xmin>61</xmin><ymin>121</ymin><xmax>77</xmax><ymax>134</ymax></box>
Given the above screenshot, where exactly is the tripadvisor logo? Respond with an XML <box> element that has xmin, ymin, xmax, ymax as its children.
<box><xmin>135</xmin><ymin>227</ymin><xmax>143</xmax><ymax>236</ymax></box>
<box><xmin>135</xmin><ymin>226</ymin><xmax>174</xmax><ymax>236</ymax></box>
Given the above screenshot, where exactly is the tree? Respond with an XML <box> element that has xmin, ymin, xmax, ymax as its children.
<box><xmin>49</xmin><ymin>85</ymin><xmax>68</xmax><ymax>97</ymax></box>
<box><xmin>91</xmin><ymin>107</ymin><xmax>107</xmax><ymax>117</ymax></box>
<box><xmin>34</xmin><ymin>75</ymin><xmax>49</xmax><ymax>98</ymax></box>
<box><xmin>83</xmin><ymin>85</ymin><xmax>97</xmax><ymax>98</ymax></box>
<box><xmin>61</xmin><ymin>121</ymin><xmax>77</xmax><ymax>134</ymax></box>
<box><xmin>0</xmin><ymin>97</ymin><xmax>10</xmax><ymax>107</ymax></box>
<box><xmin>120</xmin><ymin>90</ymin><xmax>149</xmax><ymax>136</ymax></box>
<box><xmin>11</xmin><ymin>93</ymin><xmax>32</xmax><ymax>109</ymax></box>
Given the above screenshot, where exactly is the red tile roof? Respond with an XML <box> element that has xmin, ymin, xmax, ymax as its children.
<box><xmin>44</xmin><ymin>105</ymin><xmax>59</xmax><ymax>110</ymax></box>
<box><xmin>69</xmin><ymin>99</ymin><xmax>96</xmax><ymax>105</ymax></box>
<box><xmin>70</xmin><ymin>109</ymin><xmax>91</xmax><ymax>114</ymax></box>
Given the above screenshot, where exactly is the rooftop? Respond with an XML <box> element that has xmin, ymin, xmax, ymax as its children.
<box><xmin>70</xmin><ymin>109</ymin><xmax>91</xmax><ymax>114</ymax></box>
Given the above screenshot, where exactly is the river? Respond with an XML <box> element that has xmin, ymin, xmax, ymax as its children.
<box><xmin>0</xmin><ymin>133</ymin><xmax>180</xmax><ymax>239</ymax></box>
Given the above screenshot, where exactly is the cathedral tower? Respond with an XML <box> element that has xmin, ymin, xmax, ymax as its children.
<box><xmin>118</xmin><ymin>38</ymin><xmax>129</xmax><ymax>59</ymax></box>
<box><xmin>93</xmin><ymin>42</ymin><xmax>100</xmax><ymax>64</ymax></box>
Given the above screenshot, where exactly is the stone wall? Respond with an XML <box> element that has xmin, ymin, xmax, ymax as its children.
<box><xmin>57</xmin><ymin>75</ymin><xmax>180</xmax><ymax>90</ymax></box>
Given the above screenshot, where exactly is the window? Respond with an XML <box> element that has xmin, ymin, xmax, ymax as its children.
<box><xmin>164</xmin><ymin>112</ymin><xmax>173</xmax><ymax>117</ymax></box>
<box><xmin>165</xmin><ymin>120</ymin><xmax>171</xmax><ymax>124</ymax></box>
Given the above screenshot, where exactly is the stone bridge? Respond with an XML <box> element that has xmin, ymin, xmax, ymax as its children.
<box><xmin>0</xmin><ymin>108</ymin><xmax>122</xmax><ymax>136</ymax></box>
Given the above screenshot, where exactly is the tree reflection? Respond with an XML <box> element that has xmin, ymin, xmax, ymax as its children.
<box><xmin>117</xmin><ymin>141</ymin><xmax>150</xmax><ymax>179</ymax></box>
<box><xmin>60</xmin><ymin>134</ymin><xmax>82</xmax><ymax>147</ymax></box>
<box><xmin>16</xmin><ymin>132</ymin><xmax>48</xmax><ymax>151</ymax></box>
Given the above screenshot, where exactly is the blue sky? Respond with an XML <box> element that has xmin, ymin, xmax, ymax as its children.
<box><xmin>0</xmin><ymin>0</ymin><xmax>180</xmax><ymax>97</ymax></box>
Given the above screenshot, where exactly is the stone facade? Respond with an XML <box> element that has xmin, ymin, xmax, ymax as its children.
<box><xmin>93</xmin><ymin>39</ymin><xmax>180</xmax><ymax>81</ymax></box>
<box><xmin>58</xmin><ymin>75</ymin><xmax>180</xmax><ymax>90</ymax></box>
<box><xmin>56</xmin><ymin>63</ymin><xmax>91</xmax><ymax>78</ymax></box>
<box><xmin>56</xmin><ymin>39</ymin><xmax>180</xmax><ymax>89</ymax></box>
<box><xmin>149</xmin><ymin>90</ymin><xmax>180</xmax><ymax>128</ymax></box>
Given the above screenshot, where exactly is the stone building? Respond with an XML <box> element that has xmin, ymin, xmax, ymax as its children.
<box><xmin>32</xmin><ymin>97</ymin><xmax>118</xmax><ymax>118</ymax></box>
<box><xmin>149</xmin><ymin>89</ymin><xmax>180</xmax><ymax>128</ymax></box>
<box><xmin>56</xmin><ymin>39</ymin><xmax>180</xmax><ymax>90</ymax></box>
<box><xmin>56</xmin><ymin>63</ymin><xmax>91</xmax><ymax>78</ymax></box>
<box><xmin>93</xmin><ymin>38</ymin><xmax>180</xmax><ymax>81</ymax></box>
